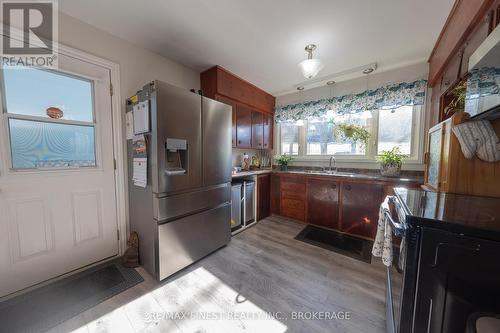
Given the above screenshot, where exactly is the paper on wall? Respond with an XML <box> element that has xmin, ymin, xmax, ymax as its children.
<box><xmin>132</xmin><ymin>157</ymin><xmax>147</xmax><ymax>188</ymax></box>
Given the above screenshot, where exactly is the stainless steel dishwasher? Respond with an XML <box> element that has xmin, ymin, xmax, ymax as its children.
<box><xmin>244</xmin><ymin>180</ymin><xmax>255</xmax><ymax>225</ymax></box>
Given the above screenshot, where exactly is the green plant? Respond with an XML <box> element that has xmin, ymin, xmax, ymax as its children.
<box><xmin>275</xmin><ymin>154</ymin><xmax>293</xmax><ymax>166</ymax></box>
<box><xmin>444</xmin><ymin>80</ymin><xmax>467</xmax><ymax>116</ymax></box>
<box><xmin>334</xmin><ymin>123</ymin><xmax>371</xmax><ymax>146</ymax></box>
<box><xmin>377</xmin><ymin>146</ymin><xmax>407</xmax><ymax>167</ymax></box>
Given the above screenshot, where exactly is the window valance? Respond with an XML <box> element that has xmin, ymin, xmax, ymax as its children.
<box><xmin>275</xmin><ymin>79</ymin><xmax>427</xmax><ymax>122</ymax></box>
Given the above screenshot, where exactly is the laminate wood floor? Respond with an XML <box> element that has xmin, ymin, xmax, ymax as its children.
<box><xmin>47</xmin><ymin>216</ymin><xmax>388</xmax><ymax>333</ymax></box>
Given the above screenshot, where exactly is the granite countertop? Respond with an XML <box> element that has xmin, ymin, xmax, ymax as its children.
<box><xmin>394</xmin><ymin>187</ymin><xmax>500</xmax><ymax>241</ymax></box>
<box><xmin>273</xmin><ymin>169</ymin><xmax>423</xmax><ymax>183</ymax></box>
<box><xmin>231</xmin><ymin>168</ymin><xmax>423</xmax><ymax>183</ymax></box>
<box><xmin>231</xmin><ymin>169</ymin><xmax>273</xmax><ymax>178</ymax></box>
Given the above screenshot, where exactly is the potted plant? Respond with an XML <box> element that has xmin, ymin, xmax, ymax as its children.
<box><xmin>334</xmin><ymin>123</ymin><xmax>371</xmax><ymax>147</ymax></box>
<box><xmin>275</xmin><ymin>154</ymin><xmax>293</xmax><ymax>171</ymax></box>
<box><xmin>377</xmin><ymin>146</ymin><xmax>407</xmax><ymax>177</ymax></box>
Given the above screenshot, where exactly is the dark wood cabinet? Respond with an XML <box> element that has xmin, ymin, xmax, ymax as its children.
<box><xmin>306</xmin><ymin>178</ymin><xmax>339</xmax><ymax>230</ymax></box>
<box><xmin>460</xmin><ymin>12</ymin><xmax>492</xmax><ymax>76</ymax></box>
<box><xmin>251</xmin><ymin>111</ymin><xmax>263</xmax><ymax>149</ymax></box>
<box><xmin>257</xmin><ymin>174</ymin><xmax>270</xmax><ymax>221</ymax></box>
<box><xmin>339</xmin><ymin>181</ymin><xmax>384</xmax><ymax>239</ymax></box>
<box><xmin>280</xmin><ymin>176</ymin><xmax>306</xmax><ymax>221</ymax></box>
<box><xmin>201</xmin><ymin>66</ymin><xmax>275</xmax><ymax>151</ymax></box>
<box><xmin>263</xmin><ymin>114</ymin><xmax>273</xmax><ymax>149</ymax></box>
<box><xmin>214</xmin><ymin>95</ymin><xmax>237</xmax><ymax>148</ymax></box>
<box><xmin>235</xmin><ymin>105</ymin><xmax>252</xmax><ymax>148</ymax></box>
<box><xmin>270</xmin><ymin>175</ymin><xmax>281</xmax><ymax>215</ymax></box>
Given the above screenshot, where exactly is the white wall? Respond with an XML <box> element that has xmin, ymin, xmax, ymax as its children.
<box><xmin>58</xmin><ymin>13</ymin><xmax>200</xmax><ymax>96</ymax></box>
<box><xmin>274</xmin><ymin>62</ymin><xmax>430</xmax><ymax>170</ymax></box>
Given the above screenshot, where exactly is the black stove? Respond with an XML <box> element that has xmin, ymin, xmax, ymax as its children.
<box><xmin>386</xmin><ymin>188</ymin><xmax>500</xmax><ymax>333</ymax></box>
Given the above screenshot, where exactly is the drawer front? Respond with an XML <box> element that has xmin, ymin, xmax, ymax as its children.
<box><xmin>281</xmin><ymin>178</ymin><xmax>306</xmax><ymax>192</ymax></box>
<box><xmin>281</xmin><ymin>198</ymin><xmax>305</xmax><ymax>221</ymax></box>
<box><xmin>281</xmin><ymin>190</ymin><xmax>305</xmax><ymax>201</ymax></box>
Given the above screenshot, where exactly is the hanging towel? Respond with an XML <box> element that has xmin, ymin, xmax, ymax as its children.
<box><xmin>372</xmin><ymin>197</ymin><xmax>393</xmax><ymax>267</ymax></box>
<box><xmin>452</xmin><ymin>119</ymin><xmax>500</xmax><ymax>162</ymax></box>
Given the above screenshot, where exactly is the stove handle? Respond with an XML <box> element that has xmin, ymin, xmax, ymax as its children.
<box><xmin>383</xmin><ymin>197</ymin><xmax>406</xmax><ymax>237</ymax></box>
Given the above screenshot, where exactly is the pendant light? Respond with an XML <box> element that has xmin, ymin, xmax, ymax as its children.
<box><xmin>298</xmin><ymin>44</ymin><xmax>324</xmax><ymax>79</ymax></box>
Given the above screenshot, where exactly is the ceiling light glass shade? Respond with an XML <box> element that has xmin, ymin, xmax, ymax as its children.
<box><xmin>298</xmin><ymin>58</ymin><xmax>324</xmax><ymax>79</ymax></box>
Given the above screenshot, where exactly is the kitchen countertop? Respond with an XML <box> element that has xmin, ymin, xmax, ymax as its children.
<box><xmin>231</xmin><ymin>168</ymin><xmax>422</xmax><ymax>183</ymax></box>
<box><xmin>394</xmin><ymin>187</ymin><xmax>500</xmax><ymax>241</ymax></box>
<box><xmin>231</xmin><ymin>169</ymin><xmax>273</xmax><ymax>178</ymax></box>
<box><xmin>273</xmin><ymin>170</ymin><xmax>423</xmax><ymax>184</ymax></box>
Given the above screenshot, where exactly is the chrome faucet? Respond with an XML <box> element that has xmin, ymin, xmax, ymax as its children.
<box><xmin>329</xmin><ymin>156</ymin><xmax>337</xmax><ymax>173</ymax></box>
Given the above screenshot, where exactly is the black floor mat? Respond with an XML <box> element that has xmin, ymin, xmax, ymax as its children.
<box><xmin>295</xmin><ymin>226</ymin><xmax>373</xmax><ymax>263</ymax></box>
<box><xmin>0</xmin><ymin>259</ymin><xmax>143</xmax><ymax>333</ymax></box>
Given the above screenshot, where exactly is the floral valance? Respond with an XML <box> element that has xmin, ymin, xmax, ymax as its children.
<box><xmin>275</xmin><ymin>79</ymin><xmax>427</xmax><ymax>122</ymax></box>
<box><xmin>466</xmin><ymin>67</ymin><xmax>500</xmax><ymax>99</ymax></box>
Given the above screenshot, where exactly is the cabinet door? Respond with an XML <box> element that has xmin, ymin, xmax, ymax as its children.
<box><xmin>440</xmin><ymin>50</ymin><xmax>462</xmax><ymax>93</ymax></box>
<box><xmin>263</xmin><ymin>114</ymin><xmax>273</xmax><ymax>150</ymax></box>
<box><xmin>424</xmin><ymin>123</ymin><xmax>444</xmax><ymax>191</ymax></box>
<box><xmin>340</xmin><ymin>181</ymin><xmax>383</xmax><ymax>239</ymax></box>
<box><xmin>257</xmin><ymin>174</ymin><xmax>270</xmax><ymax>221</ymax></box>
<box><xmin>251</xmin><ymin>110</ymin><xmax>264</xmax><ymax>149</ymax></box>
<box><xmin>236</xmin><ymin>104</ymin><xmax>252</xmax><ymax>148</ymax></box>
<box><xmin>460</xmin><ymin>12</ymin><xmax>492</xmax><ymax>76</ymax></box>
<box><xmin>280</xmin><ymin>176</ymin><xmax>306</xmax><ymax>221</ymax></box>
<box><xmin>307</xmin><ymin>179</ymin><xmax>339</xmax><ymax>230</ymax></box>
<box><xmin>215</xmin><ymin>95</ymin><xmax>236</xmax><ymax>148</ymax></box>
<box><xmin>270</xmin><ymin>175</ymin><xmax>281</xmax><ymax>215</ymax></box>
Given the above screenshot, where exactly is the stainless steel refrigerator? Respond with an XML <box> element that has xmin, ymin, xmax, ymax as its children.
<box><xmin>126</xmin><ymin>81</ymin><xmax>232</xmax><ymax>280</ymax></box>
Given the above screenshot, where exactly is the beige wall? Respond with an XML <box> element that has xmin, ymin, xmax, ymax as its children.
<box><xmin>55</xmin><ymin>13</ymin><xmax>200</xmax><ymax>234</ymax></box>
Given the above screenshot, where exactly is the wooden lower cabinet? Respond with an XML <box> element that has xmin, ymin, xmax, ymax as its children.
<box><xmin>339</xmin><ymin>181</ymin><xmax>384</xmax><ymax>239</ymax></box>
<box><xmin>306</xmin><ymin>178</ymin><xmax>339</xmax><ymax>229</ymax></box>
<box><xmin>257</xmin><ymin>174</ymin><xmax>270</xmax><ymax>221</ymax></box>
<box><xmin>280</xmin><ymin>176</ymin><xmax>306</xmax><ymax>221</ymax></box>
<box><xmin>270</xmin><ymin>173</ymin><xmax>407</xmax><ymax>240</ymax></box>
<box><xmin>270</xmin><ymin>175</ymin><xmax>281</xmax><ymax>215</ymax></box>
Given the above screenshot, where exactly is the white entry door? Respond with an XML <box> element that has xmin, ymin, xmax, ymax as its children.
<box><xmin>0</xmin><ymin>53</ymin><xmax>119</xmax><ymax>297</ymax></box>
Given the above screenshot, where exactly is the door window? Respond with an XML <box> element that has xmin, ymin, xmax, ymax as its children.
<box><xmin>2</xmin><ymin>66</ymin><xmax>96</xmax><ymax>169</ymax></box>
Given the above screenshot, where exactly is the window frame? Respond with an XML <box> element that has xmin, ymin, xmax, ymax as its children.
<box><xmin>276</xmin><ymin>105</ymin><xmax>424</xmax><ymax>166</ymax></box>
<box><xmin>0</xmin><ymin>66</ymin><xmax>98</xmax><ymax>171</ymax></box>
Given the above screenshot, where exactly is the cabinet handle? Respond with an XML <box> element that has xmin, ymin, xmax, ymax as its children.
<box><xmin>331</xmin><ymin>184</ymin><xmax>336</xmax><ymax>189</ymax></box>
<box><xmin>345</xmin><ymin>184</ymin><xmax>352</xmax><ymax>191</ymax></box>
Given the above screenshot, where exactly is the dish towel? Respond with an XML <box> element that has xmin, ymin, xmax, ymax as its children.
<box><xmin>452</xmin><ymin>120</ymin><xmax>500</xmax><ymax>162</ymax></box>
<box><xmin>372</xmin><ymin>197</ymin><xmax>393</xmax><ymax>267</ymax></box>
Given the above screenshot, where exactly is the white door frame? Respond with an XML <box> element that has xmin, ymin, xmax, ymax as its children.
<box><xmin>0</xmin><ymin>28</ymin><xmax>127</xmax><ymax>257</ymax></box>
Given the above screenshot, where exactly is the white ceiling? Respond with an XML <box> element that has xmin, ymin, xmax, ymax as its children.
<box><xmin>59</xmin><ymin>0</ymin><xmax>455</xmax><ymax>95</ymax></box>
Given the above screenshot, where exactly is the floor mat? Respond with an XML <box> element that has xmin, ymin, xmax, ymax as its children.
<box><xmin>0</xmin><ymin>259</ymin><xmax>143</xmax><ymax>333</ymax></box>
<box><xmin>295</xmin><ymin>225</ymin><xmax>373</xmax><ymax>263</ymax></box>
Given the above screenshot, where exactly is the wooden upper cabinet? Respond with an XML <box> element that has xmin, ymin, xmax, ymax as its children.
<box><xmin>263</xmin><ymin>114</ymin><xmax>273</xmax><ymax>150</ymax></box>
<box><xmin>440</xmin><ymin>49</ymin><xmax>463</xmax><ymax>92</ymax></box>
<box><xmin>251</xmin><ymin>111</ymin><xmax>264</xmax><ymax>149</ymax></box>
<box><xmin>460</xmin><ymin>11</ymin><xmax>492</xmax><ymax>76</ymax></box>
<box><xmin>306</xmin><ymin>178</ymin><xmax>339</xmax><ymax>230</ymax></box>
<box><xmin>236</xmin><ymin>105</ymin><xmax>252</xmax><ymax>148</ymax></box>
<box><xmin>214</xmin><ymin>95</ymin><xmax>236</xmax><ymax>147</ymax></box>
<box><xmin>428</xmin><ymin>0</ymin><xmax>495</xmax><ymax>86</ymax></box>
<box><xmin>200</xmin><ymin>66</ymin><xmax>275</xmax><ymax>114</ymax></box>
<box><xmin>340</xmin><ymin>181</ymin><xmax>383</xmax><ymax>239</ymax></box>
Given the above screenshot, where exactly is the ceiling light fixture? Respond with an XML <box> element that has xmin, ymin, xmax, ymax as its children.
<box><xmin>298</xmin><ymin>44</ymin><xmax>324</xmax><ymax>79</ymax></box>
<box><xmin>296</xmin><ymin>86</ymin><xmax>304</xmax><ymax>91</ymax></box>
<box><xmin>326</xmin><ymin>80</ymin><xmax>335</xmax><ymax>85</ymax></box>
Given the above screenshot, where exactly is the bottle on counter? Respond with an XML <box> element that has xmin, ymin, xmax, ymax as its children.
<box><xmin>242</xmin><ymin>152</ymin><xmax>250</xmax><ymax>171</ymax></box>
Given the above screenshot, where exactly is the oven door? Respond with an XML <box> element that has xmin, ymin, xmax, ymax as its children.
<box><xmin>384</xmin><ymin>196</ymin><xmax>407</xmax><ymax>333</ymax></box>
